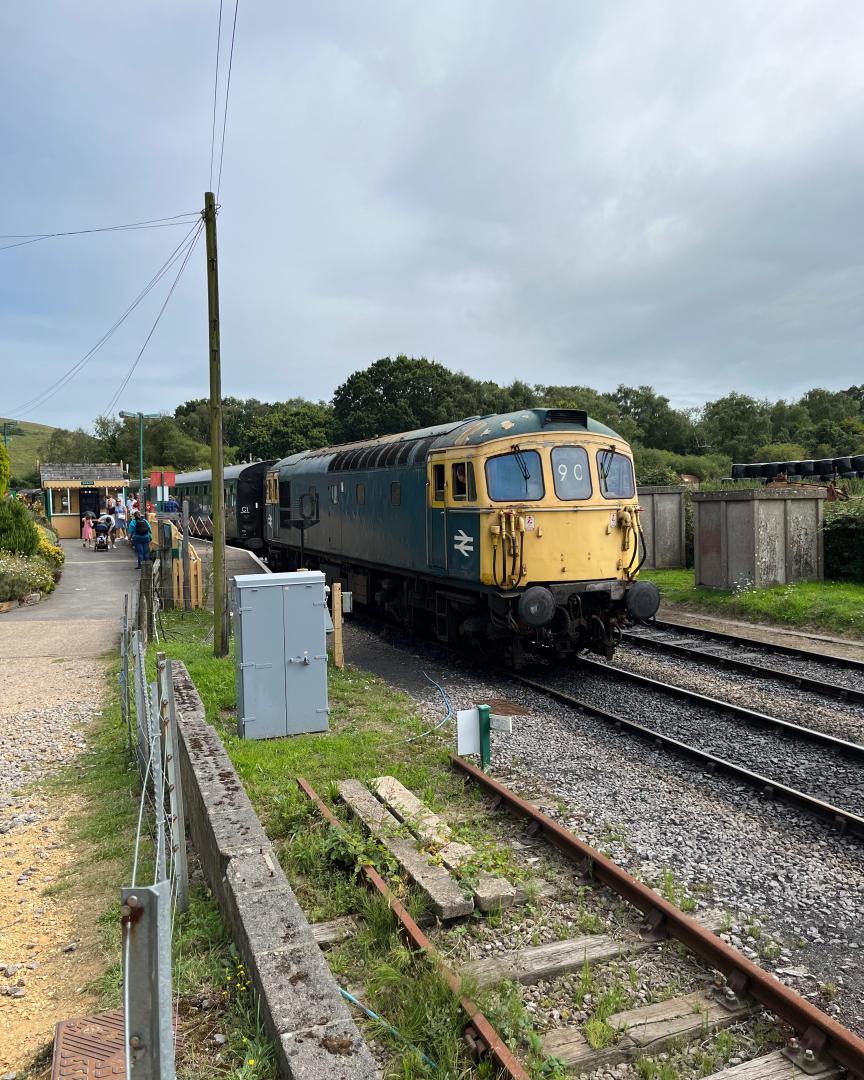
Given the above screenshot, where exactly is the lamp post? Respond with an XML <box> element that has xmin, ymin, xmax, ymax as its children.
<box><xmin>119</xmin><ymin>411</ymin><xmax>161</xmax><ymax>504</ymax></box>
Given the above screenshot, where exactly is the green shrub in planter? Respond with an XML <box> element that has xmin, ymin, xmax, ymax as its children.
<box><xmin>0</xmin><ymin>497</ymin><xmax>39</xmax><ymax>556</ymax></box>
<box><xmin>0</xmin><ymin>552</ymin><xmax>57</xmax><ymax>602</ymax></box>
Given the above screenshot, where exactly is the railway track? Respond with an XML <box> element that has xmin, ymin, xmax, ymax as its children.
<box><xmin>512</xmin><ymin>662</ymin><xmax>864</xmax><ymax>839</ymax></box>
<box><xmin>625</xmin><ymin>621</ymin><xmax>864</xmax><ymax>701</ymax></box>
<box><xmin>299</xmin><ymin>767</ymin><xmax>864</xmax><ymax>1079</ymax></box>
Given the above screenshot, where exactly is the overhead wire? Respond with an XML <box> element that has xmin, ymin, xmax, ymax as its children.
<box><xmin>0</xmin><ymin>212</ymin><xmax>200</xmax><ymax>252</ymax></box>
<box><xmin>208</xmin><ymin>0</ymin><xmax>224</xmax><ymax>190</ymax></box>
<box><xmin>215</xmin><ymin>0</ymin><xmax>240</xmax><ymax>200</ymax></box>
<box><xmin>103</xmin><ymin>221</ymin><xmax>204</xmax><ymax>416</ymax></box>
<box><xmin>11</xmin><ymin>220</ymin><xmax>201</xmax><ymax>417</ymax></box>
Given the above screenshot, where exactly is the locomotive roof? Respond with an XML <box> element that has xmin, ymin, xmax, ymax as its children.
<box><xmin>274</xmin><ymin>408</ymin><xmax>624</xmax><ymax>473</ymax></box>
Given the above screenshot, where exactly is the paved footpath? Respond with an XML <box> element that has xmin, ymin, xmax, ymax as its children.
<box><xmin>0</xmin><ymin>540</ymin><xmax>138</xmax><ymax>1073</ymax></box>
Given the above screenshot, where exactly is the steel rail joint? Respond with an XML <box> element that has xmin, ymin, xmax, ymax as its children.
<box><xmin>296</xmin><ymin>777</ymin><xmax>530</xmax><ymax>1080</ymax></box>
<box><xmin>451</xmin><ymin>755</ymin><xmax>864</xmax><ymax>1078</ymax></box>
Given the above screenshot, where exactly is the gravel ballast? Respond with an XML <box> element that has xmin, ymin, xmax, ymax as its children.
<box><xmin>343</xmin><ymin>620</ymin><xmax>864</xmax><ymax>1039</ymax></box>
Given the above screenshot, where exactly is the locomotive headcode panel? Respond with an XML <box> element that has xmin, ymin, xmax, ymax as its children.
<box><xmin>265</xmin><ymin>408</ymin><xmax>660</xmax><ymax>663</ymax></box>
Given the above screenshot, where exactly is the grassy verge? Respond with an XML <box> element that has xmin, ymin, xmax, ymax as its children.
<box><xmin>150</xmin><ymin>609</ymin><xmax>568</xmax><ymax>1079</ymax></box>
<box><xmin>29</xmin><ymin>666</ymin><xmax>277</xmax><ymax>1080</ymax></box>
<box><xmin>641</xmin><ymin>569</ymin><xmax>864</xmax><ymax>638</ymax></box>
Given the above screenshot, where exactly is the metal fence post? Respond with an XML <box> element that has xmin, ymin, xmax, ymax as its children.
<box><xmin>157</xmin><ymin>653</ymin><xmax>188</xmax><ymax>913</ymax></box>
<box><xmin>121</xmin><ymin>596</ymin><xmax>133</xmax><ymax>760</ymax></box>
<box><xmin>149</xmin><ymin>680</ymin><xmax>167</xmax><ymax>884</ymax></box>
<box><xmin>121</xmin><ymin>881</ymin><xmax>176</xmax><ymax>1080</ymax></box>
<box><xmin>131</xmin><ymin>631</ymin><xmax>148</xmax><ymax>780</ymax></box>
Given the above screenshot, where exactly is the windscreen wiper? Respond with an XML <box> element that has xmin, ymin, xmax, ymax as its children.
<box><xmin>511</xmin><ymin>444</ymin><xmax>531</xmax><ymax>481</ymax></box>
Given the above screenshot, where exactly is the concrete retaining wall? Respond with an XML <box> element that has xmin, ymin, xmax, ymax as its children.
<box><xmin>637</xmin><ymin>486</ymin><xmax>687</xmax><ymax>569</ymax></box>
<box><xmin>171</xmin><ymin>661</ymin><xmax>380</xmax><ymax>1080</ymax></box>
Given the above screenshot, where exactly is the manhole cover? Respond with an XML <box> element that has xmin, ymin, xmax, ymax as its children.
<box><xmin>53</xmin><ymin>1010</ymin><xmax>125</xmax><ymax>1080</ymax></box>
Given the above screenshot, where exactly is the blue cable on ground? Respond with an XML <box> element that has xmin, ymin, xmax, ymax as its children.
<box><xmin>338</xmin><ymin>986</ymin><xmax>438</xmax><ymax>1070</ymax></box>
<box><xmin>403</xmin><ymin>671</ymin><xmax>452</xmax><ymax>744</ymax></box>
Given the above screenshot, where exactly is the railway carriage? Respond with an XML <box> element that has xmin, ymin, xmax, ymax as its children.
<box><xmin>265</xmin><ymin>409</ymin><xmax>658</xmax><ymax>661</ymax></box>
<box><xmin>172</xmin><ymin>460</ymin><xmax>275</xmax><ymax>550</ymax></box>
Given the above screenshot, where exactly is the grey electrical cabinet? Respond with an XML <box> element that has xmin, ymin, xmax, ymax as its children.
<box><xmin>232</xmin><ymin>571</ymin><xmax>329</xmax><ymax>739</ymax></box>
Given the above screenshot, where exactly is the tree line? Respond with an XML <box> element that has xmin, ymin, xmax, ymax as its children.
<box><xmin>18</xmin><ymin>355</ymin><xmax>864</xmax><ymax>487</ymax></box>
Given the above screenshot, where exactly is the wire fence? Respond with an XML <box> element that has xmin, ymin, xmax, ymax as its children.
<box><xmin>119</xmin><ymin>593</ymin><xmax>189</xmax><ymax>1080</ymax></box>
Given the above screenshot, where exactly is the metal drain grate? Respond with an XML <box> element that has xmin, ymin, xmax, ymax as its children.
<box><xmin>52</xmin><ymin>1010</ymin><xmax>125</xmax><ymax>1080</ymax></box>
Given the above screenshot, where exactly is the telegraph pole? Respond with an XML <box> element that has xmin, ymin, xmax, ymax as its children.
<box><xmin>204</xmin><ymin>192</ymin><xmax>228</xmax><ymax>657</ymax></box>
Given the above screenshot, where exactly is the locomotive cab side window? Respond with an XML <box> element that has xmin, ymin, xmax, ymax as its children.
<box><xmin>432</xmin><ymin>463</ymin><xmax>445</xmax><ymax>502</ymax></box>
<box><xmin>551</xmin><ymin>447</ymin><xmax>592</xmax><ymax>500</ymax></box>
<box><xmin>390</xmin><ymin>482</ymin><xmax>401</xmax><ymax>506</ymax></box>
<box><xmin>597</xmin><ymin>450</ymin><xmax>635</xmax><ymax>499</ymax></box>
<box><xmin>451</xmin><ymin>462</ymin><xmax>476</xmax><ymax>501</ymax></box>
<box><xmin>485</xmin><ymin>448</ymin><xmax>544</xmax><ymax>501</ymax></box>
<box><xmin>279</xmin><ymin>480</ymin><xmax>292</xmax><ymax>528</ymax></box>
<box><xmin>356</xmin><ymin>483</ymin><xmax>365</xmax><ymax>505</ymax></box>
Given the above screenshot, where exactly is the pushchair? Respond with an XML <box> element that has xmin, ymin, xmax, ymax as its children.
<box><xmin>94</xmin><ymin>519</ymin><xmax>111</xmax><ymax>552</ymax></box>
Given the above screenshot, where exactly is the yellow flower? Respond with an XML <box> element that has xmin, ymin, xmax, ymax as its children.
<box><xmin>248</xmin><ymin>1059</ymin><xmax>255</xmax><ymax>1066</ymax></box>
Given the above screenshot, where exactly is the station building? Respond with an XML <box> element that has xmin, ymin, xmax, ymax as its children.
<box><xmin>40</xmin><ymin>463</ymin><xmax>127</xmax><ymax>539</ymax></box>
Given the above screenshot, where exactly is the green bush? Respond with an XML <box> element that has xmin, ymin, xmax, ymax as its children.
<box><xmin>824</xmin><ymin>497</ymin><xmax>864</xmax><ymax>581</ymax></box>
<box><xmin>0</xmin><ymin>496</ymin><xmax>39</xmax><ymax>556</ymax></box>
<box><xmin>0</xmin><ymin>552</ymin><xmax>57</xmax><ymax>602</ymax></box>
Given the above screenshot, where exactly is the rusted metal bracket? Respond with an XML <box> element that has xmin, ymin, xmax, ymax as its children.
<box><xmin>450</xmin><ymin>755</ymin><xmax>864</xmax><ymax>1079</ymax></box>
<box><xmin>782</xmin><ymin>1028</ymin><xmax>835</xmax><ymax>1075</ymax></box>
<box><xmin>639</xmin><ymin>907</ymin><xmax>668</xmax><ymax>942</ymax></box>
<box><xmin>297</xmin><ymin>777</ymin><xmax>531</xmax><ymax>1080</ymax></box>
<box><xmin>712</xmin><ymin>970</ymin><xmax>753</xmax><ymax>1012</ymax></box>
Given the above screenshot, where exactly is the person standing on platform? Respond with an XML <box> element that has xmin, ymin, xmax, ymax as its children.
<box><xmin>130</xmin><ymin>511</ymin><xmax>152</xmax><ymax>568</ymax></box>
<box><xmin>114</xmin><ymin>500</ymin><xmax>127</xmax><ymax>542</ymax></box>
<box><xmin>81</xmin><ymin>513</ymin><xmax>94</xmax><ymax>549</ymax></box>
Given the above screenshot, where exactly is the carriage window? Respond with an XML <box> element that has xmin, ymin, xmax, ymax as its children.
<box><xmin>432</xmin><ymin>463</ymin><xmax>445</xmax><ymax>502</ymax></box>
<box><xmin>551</xmin><ymin>447</ymin><xmax>592</xmax><ymax>500</ymax></box>
<box><xmin>451</xmin><ymin>462</ymin><xmax>476</xmax><ymax>501</ymax></box>
<box><xmin>485</xmin><ymin>449</ymin><xmax>544</xmax><ymax>502</ymax></box>
<box><xmin>597</xmin><ymin>450</ymin><xmax>635</xmax><ymax>499</ymax></box>
<box><xmin>390</xmin><ymin>482</ymin><xmax>401</xmax><ymax>506</ymax></box>
<box><xmin>356</xmin><ymin>483</ymin><xmax>365</xmax><ymax>505</ymax></box>
<box><xmin>279</xmin><ymin>480</ymin><xmax>292</xmax><ymax>528</ymax></box>
<box><xmin>329</xmin><ymin>484</ymin><xmax>338</xmax><ymax>505</ymax></box>
<box><xmin>267</xmin><ymin>475</ymin><xmax>278</xmax><ymax>502</ymax></box>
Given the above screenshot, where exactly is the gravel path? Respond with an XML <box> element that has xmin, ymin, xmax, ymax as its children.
<box><xmin>0</xmin><ymin>540</ymin><xmax>137</xmax><ymax>1073</ymax></box>
<box><xmin>343</xmin><ymin>620</ymin><xmax>864</xmax><ymax>1038</ymax></box>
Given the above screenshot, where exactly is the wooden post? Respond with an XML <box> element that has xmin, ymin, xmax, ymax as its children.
<box><xmin>182</xmin><ymin>499</ymin><xmax>191</xmax><ymax>612</ymax></box>
<box><xmin>332</xmin><ymin>582</ymin><xmax>344</xmax><ymax>670</ymax></box>
<box><xmin>204</xmin><ymin>191</ymin><xmax>228</xmax><ymax>656</ymax></box>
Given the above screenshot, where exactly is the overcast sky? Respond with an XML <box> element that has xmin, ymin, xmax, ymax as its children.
<box><xmin>2</xmin><ymin>1</ymin><xmax>863</xmax><ymax>430</ymax></box>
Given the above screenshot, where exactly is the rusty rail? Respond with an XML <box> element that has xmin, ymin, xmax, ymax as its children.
<box><xmin>296</xmin><ymin>777</ymin><xmax>531</xmax><ymax>1080</ymax></box>
<box><xmin>452</xmin><ymin>755</ymin><xmax>864</xmax><ymax>1078</ymax></box>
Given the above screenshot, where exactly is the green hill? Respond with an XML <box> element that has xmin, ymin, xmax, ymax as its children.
<box><xmin>0</xmin><ymin>418</ymin><xmax>56</xmax><ymax>486</ymax></box>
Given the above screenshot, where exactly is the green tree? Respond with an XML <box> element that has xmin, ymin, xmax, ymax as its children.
<box><xmin>244</xmin><ymin>401</ymin><xmax>335</xmax><ymax>459</ymax></box>
<box><xmin>41</xmin><ymin>426</ymin><xmax>104</xmax><ymax>463</ymax></box>
<box><xmin>614</xmin><ymin>385</ymin><xmax>696</xmax><ymax>453</ymax></box>
<box><xmin>0</xmin><ymin>497</ymin><xmax>39</xmax><ymax>556</ymax></box>
<box><xmin>0</xmin><ymin>442</ymin><xmax>9</xmax><ymax>496</ymax></box>
<box><xmin>698</xmin><ymin>393</ymin><xmax>771</xmax><ymax>461</ymax></box>
<box><xmin>753</xmin><ymin>442</ymin><xmax>808</xmax><ymax>463</ymax></box>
